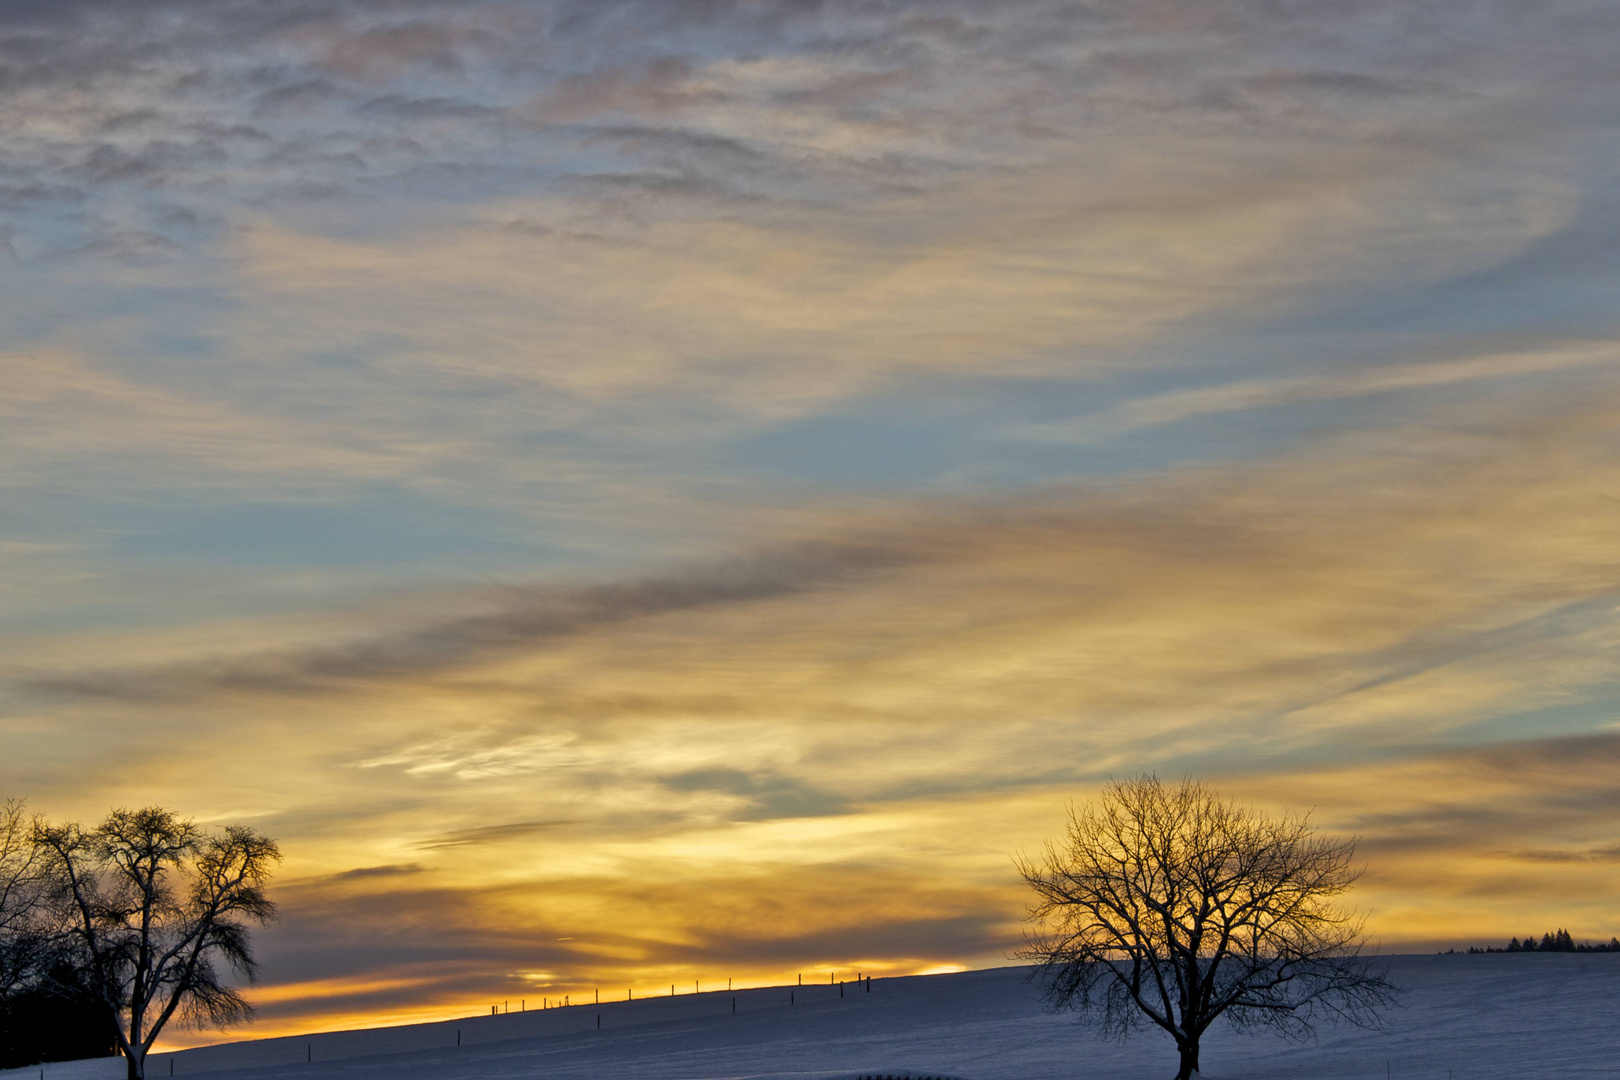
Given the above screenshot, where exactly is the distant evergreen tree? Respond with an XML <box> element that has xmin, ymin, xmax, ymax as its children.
<box><xmin>0</xmin><ymin>964</ymin><xmax>118</xmax><ymax>1068</ymax></box>
<box><xmin>1495</xmin><ymin>930</ymin><xmax>1620</xmax><ymax>953</ymax></box>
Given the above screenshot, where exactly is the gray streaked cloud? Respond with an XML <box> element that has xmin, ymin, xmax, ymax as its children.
<box><xmin>5</xmin><ymin>0</ymin><xmax>1620</xmax><ymax>1042</ymax></box>
<box><xmin>526</xmin><ymin>57</ymin><xmax>707</xmax><ymax>124</ymax></box>
<box><xmin>1019</xmin><ymin>344</ymin><xmax>1620</xmax><ymax>440</ymax></box>
<box><xmin>319</xmin><ymin>863</ymin><xmax>428</xmax><ymax>882</ymax></box>
<box><xmin>660</xmin><ymin>768</ymin><xmax>849</xmax><ymax>821</ymax></box>
<box><xmin>415</xmin><ymin>821</ymin><xmax>581</xmax><ymax>850</ymax></box>
<box><xmin>17</xmin><ymin>536</ymin><xmax>936</xmax><ymax>701</ymax></box>
<box><xmin>0</xmin><ymin>0</ymin><xmax>1607</xmax><ymax>253</ymax></box>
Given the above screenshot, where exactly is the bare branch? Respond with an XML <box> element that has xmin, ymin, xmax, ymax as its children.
<box><xmin>29</xmin><ymin>808</ymin><xmax>280</xmax><ymax>1080</ymax></box>
<box><xmin>1017</xmin><ymin>776</ymin><xmax>1400</xmax><ymax>1080</ymax></box>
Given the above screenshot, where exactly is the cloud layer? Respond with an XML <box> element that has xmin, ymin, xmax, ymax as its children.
<box><xmin>3</xmin><ymin>0</ymin><xmax>1620</xmax><ymax>1045</ymax></box>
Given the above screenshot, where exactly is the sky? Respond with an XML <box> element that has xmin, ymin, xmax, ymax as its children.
<box><xmin>2</xmin><ymin>0</ymin><xmax>1619</xmax><ymax>1047</ymax></box>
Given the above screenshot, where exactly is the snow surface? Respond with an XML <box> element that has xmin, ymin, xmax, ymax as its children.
<box><xmin>5</xmin><ymin>954</ymin><xmax>1617</xmax><ymax>1080</ymax></box>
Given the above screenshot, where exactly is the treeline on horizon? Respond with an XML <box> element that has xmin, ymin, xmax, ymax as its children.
<box><xmin>1461</xmin><ymin>929</ymin><xmax>1620</xmax><ymax>954</ymax></box>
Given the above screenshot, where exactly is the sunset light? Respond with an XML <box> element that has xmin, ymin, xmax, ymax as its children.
<box><xmin>1</xmin><ymin>0</ymin><xmax>1617</xmax><ymax>1065</ymax></box>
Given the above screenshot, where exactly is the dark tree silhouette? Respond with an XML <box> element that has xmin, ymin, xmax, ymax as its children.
<box><xmin>0</xmin><ymin>800</ymin><xmax>50</xmax><ymax>1005</ymax></box>
<box><xmin>33</xmin><ymin>808</ymin><xmax>279</xmax><ymax>1080</ymax></box>
<box><xmin>1017</xmin><ymin>777</ymin><xmax>1398</xmax><ymax>1080</ymax></box>
<box><xmin>0</xmin><ymin>961</ymin><xmax>118</xmax><ymax>1068</ymax></box>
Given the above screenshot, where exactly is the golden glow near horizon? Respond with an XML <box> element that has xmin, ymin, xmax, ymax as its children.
<box><xmin>3</xmin><ymin>0</ymin><xmax>1620</xmax><ymax>1049</ymax></box>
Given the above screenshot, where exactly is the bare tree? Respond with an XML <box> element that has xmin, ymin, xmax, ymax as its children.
<box><xmin>33</xmin><ymin>808</ymin><xmax>279</xmax><ymax>1080</ymax></box>
<box><xmin>0</xmin><ymin>800</ymin><xmax>51</xmax><ymax>1000</ymax></box>
<box><xmin>1016</xmin><ymin>777</ymin><xmax>1398</xmax><ymax>1080</ymax></box>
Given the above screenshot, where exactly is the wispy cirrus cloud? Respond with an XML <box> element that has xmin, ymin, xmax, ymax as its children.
<box><xmin>17</xmin><ymin>384</ymin><xmax>1620</xmax><ymax>779</ymax></box>
<box><xmin>1021</xmin><ymin>343</ymin><xmax>1620</xmax><ymax>439</ymax></box>
<box><xmin>6</xmin><ymin>0</ymin><xmax>1620</xmax><ymax>1044</ymax></box>
<box><xmin>412</xmin><ymin>821</ymin><xmax>580</xmax><ymax>850</ymax></box>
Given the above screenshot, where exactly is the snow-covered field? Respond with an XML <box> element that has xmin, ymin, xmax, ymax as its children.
<box><xmin>7</xmin><ymin>954</ymin><xmax>1617</xmax><ymax>1080</ymax></box>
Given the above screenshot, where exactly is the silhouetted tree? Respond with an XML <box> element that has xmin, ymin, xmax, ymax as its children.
<box><xmin>0</xmin><ymin>800</ymin><xmax>57</xmax><ymax>1002</ymax></box>
<box><xmin>33</xmin><ymin>808</ymin><xmax>279</xmax><ymax>1080</ymax></box>
<box><xmin>0</xmin><ymin>800</ymin><xmax>121</xmax><ymax>1068</ymax></box>
<box><xmin>0</xmin><ymin>961</ymin><xmax>118</xmax><ymax>1068</ymax></box>
<box><xmin>1017</xmin><ymin>777</ymin><xmax>1398</xmax><ymax>1080</ymax></box>
<box><xmin>0</xmin><ymin>800</ymin><xmax>77</xmax><ymax>1067</ymax></box>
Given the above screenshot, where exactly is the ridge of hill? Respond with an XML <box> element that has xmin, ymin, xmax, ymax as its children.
<box><xmin>5</xmin><ymin>954</ymin><xmax>1617</xmax><ymax>1080</ymax></box>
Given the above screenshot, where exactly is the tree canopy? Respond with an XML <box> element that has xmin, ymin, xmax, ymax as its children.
<box><xmin>0</xmin><ymin>804</ymin><xmax>277</xmax><ymax>1078</ymax></box>
<box><xmin>1017</xmin><ymin>776</ymin><xmax>1398</xmax><ymax>1080</ymax></box>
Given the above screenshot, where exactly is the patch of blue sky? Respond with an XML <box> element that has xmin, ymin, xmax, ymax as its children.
<box><xmin>712</xmin><ymin>361</ymin><xmax>1528</xmax><ymax>495</ymax></box>
<box><xmin>111</xmin><ymin>485</ymin><xmax>565</xmax><ymax>574</ymax></box>
<box><xmin>1261</xmin><ymin>195</ymin><xmax>1620</xmax><ymax>343</ymax></box>
<box><xmin>722</xmin><ymin>397</ymin><xmax>973</xmax><ymax>490</ymax></box>
<box><xmin>1447</xmin><ymin>695</ymin><xmax>1620</xmax><ymax>749</ymax></box>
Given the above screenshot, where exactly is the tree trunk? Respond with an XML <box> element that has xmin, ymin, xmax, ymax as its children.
<box><xmin>127</xmin><ymin>1006</ymin><xmax>145</xmax><ymax>1080</ymax></box>
<box><xmin>1175</xmin><ymin>1040</ymin><xmax>1200</xmax><ymax>1079</ymax></box>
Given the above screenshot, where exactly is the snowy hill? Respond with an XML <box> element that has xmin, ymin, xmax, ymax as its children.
<box><xmin>6</xmin><ymin>954</ymin><xmax>1617</xmax><ymax>1080</ymax></box>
